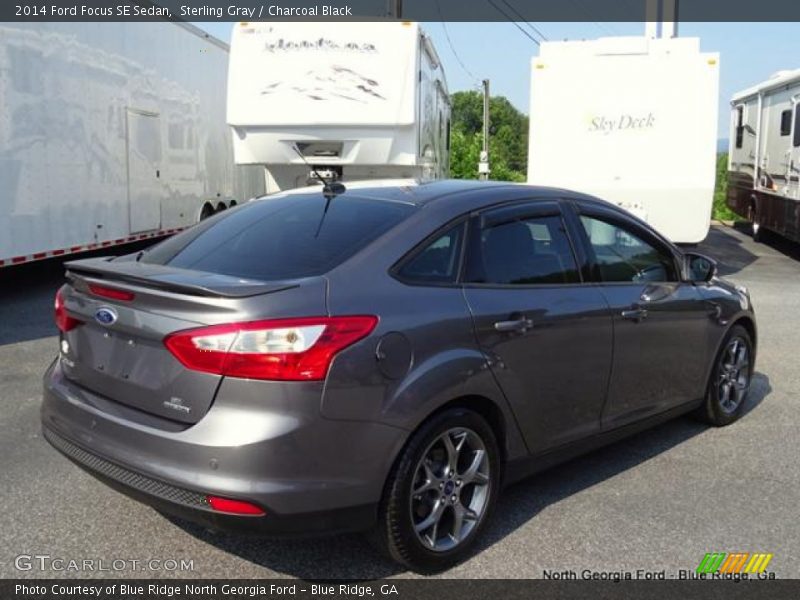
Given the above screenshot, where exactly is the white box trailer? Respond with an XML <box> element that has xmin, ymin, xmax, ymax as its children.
<box><xmin>727</xmin><ymin>69</ymin><xmax>800</xmax><ymax>243</ymax></box>
<box><xmin>0</xmin><ymin>22</ymin><xmax>264</xmax><ymax>268</ymax></box>
<box><xmin>527</xmin><ymin>36</ymin><xmax>720</xmax><ymax>244</ymax></box>
<box><xmin>227</xmin><ymin>21</ymin><xmax>450</xmax><ymax>193</ymax></box>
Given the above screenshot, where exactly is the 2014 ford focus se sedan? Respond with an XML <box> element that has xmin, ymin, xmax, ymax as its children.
<box><xmin>42</xmin><ymin>180</ymin><xmax>756</xmax><ymax>572</ymax></box>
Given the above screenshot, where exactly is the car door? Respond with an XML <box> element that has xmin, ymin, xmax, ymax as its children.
<box><xmin>569</xmin><ymin>201</ymin><xmax>712</xmax><ymax>429</ymax></box>
<box><xmin>462</xmin><ymin>200</ymin><xmax>613</xmax><ymax>454</ymax></box>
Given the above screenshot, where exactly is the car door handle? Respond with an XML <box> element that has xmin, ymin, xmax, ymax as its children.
<box><xmin>621</xmin><ymin>307</ymin><xmax>648</xmax><ymax>322</ymax></box>
<box><xmin>494</xmin><ymin>318</ymin><xmax>533</xmax><ymax>333</ymax></box>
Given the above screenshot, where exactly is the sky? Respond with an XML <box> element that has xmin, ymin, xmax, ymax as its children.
<box><xmin>198</xmin><ymin>21</ymin><xmax>800</xmax><ymax>140</ymax></box>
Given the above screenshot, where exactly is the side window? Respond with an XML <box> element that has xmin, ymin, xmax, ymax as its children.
<box><xmin>579</xmin><ymin>215</ymin><xmax>677</xmax><ymax>283</ymax></box>
<box><xmin>468</xmin><ymin>214</ymin><xmax>580</xmax><ymax>285</ymax></box>
<box><xmin>794</xmin><ymin>104</ymin><xmax>800</xmax><ymax>148</ymax></box>
<box><xmin>398</xmin><ymin>224</ymin><xmax>464</xmax><ymax>284</ymax></box>
<box><xmin>735</xmin><ymin>105</ymin><xmax>744</xmax><ymax>149</ymax></box>
<box><xmin>780</xmin><ymin>109</ymin><xmax>792</xmax><ymax>136</ymax></box>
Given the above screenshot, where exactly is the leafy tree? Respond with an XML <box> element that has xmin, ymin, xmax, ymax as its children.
<box><xmin>449</xmin><ymin>90</ymin><xmax>528</xmax><ymax>182</ymax></box>
<box><xmin>713</xmin><ymin>153</ymin><xmax>736</xmax><ymax>221</ymax></box>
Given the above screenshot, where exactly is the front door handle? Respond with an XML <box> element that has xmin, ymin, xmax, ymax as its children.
<box><xmin>494</xmin><ymin>318</ymin><xmax>533</xmax><ymax>333</ymax></box>
<box><xmin>621</xmin><ymin>306</ymin><xmax>648</xmax><ymax>322</ymax></box>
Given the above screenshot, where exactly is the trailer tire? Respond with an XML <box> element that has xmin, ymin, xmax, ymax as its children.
<box><xmin>748</xmin><ymin>203</ymin><xmax>763</xmax><ymax>243</ymax></box>
<box><xmin>216</xmin><ymin>202</ymin><xmax>227</xmax><ymax>213</ymax></box>
<box><xmin>199</xmin><ymin>203</ymin><xmax>215</xmax><ymax>222</ymax></box>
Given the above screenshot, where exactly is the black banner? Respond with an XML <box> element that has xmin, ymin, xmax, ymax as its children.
<box><xmin>5</xmin><ymin>0</ymin><xmax>800</xmax><ymax>22</ymax></box>
<box><xmin>4</xmin><ymin>580</ymin><xmax>800</xmax><ymax>600</ymax></box>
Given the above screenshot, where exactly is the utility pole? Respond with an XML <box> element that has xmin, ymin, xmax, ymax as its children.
<box><xmin>478</xmin><ymin>79</ymin><xmax>490</xmax><ymax>180</ymax></box>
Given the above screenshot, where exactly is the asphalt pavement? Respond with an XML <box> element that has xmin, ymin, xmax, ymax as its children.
<box><xmin>1</xmin><ymin>224</ymin><xmax>798</xmax><ymax>579</ymax></box>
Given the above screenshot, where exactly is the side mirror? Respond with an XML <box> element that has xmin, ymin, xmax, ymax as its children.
<box><xmin>685</xmin><ymin>252</ymin><xmax>718</xmax><ymax>283</ymax></box>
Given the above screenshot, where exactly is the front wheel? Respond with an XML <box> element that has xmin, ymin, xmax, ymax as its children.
<box><xmin>697</xmin><ymin>324</ymin><xmax>754</xmax><ymax>426</ymax></box>
<box><xmin>372</xmin><ymin>408</ymin><xmax>500</xmax><ymax>572</ymax></box>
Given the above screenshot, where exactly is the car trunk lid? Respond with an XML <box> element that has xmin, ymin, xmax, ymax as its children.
<box><xmin>58</xmin><ymin>257</ymin><xmax>328</xmax><ymax>424</ymax></box>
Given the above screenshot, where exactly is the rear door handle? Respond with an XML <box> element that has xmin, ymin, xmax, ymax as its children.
<box><xmin>621</xmin><ymin>307</ymin><xmax>648</xmax><ymax>322</ymax></box>
<box><xmin>494</xmin><ymin>318</ymin><xmax>533</xmax><ymax>333</ymax></box>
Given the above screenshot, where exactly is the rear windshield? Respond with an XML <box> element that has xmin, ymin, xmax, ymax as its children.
<box><xmin>141</xmin><ymin>193</ymin><xmax>415</xmax><ymax>280</ymax></box>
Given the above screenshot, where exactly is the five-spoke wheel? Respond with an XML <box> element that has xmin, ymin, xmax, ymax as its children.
<box><xmin>698</xmin><ymin>324</ymin><xmax>754</xmax><ymax>426</ymax></box>
<box><xmin>373</xmin><ymin>408</ymin><xmax>499</xmax><ymax>572</ymax></box>
<box><xmin>410</xmin><ymin>428</ymin><xmax>490</xmax><ymax>552</ymax></box>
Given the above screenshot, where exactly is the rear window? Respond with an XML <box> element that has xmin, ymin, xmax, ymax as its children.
<box><xmin>142</xmin><ymin>193</ymin><xmax>415</xmax><ymax>280</ymax></box>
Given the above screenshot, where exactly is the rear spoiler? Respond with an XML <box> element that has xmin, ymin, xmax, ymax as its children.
<box><xmin>65</xmin><ymin>257</ymin><xmax>298</xmax><ymax>299</ymax></box>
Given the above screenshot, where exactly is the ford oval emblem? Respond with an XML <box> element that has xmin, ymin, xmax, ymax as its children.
<box><xmin>94</xmin><ymin>306</ymin><xmax>118</xmax><ymax>326</ymax></box>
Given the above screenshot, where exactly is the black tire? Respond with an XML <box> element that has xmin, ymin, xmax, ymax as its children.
<box><xmin>371</xmin><ymin>408</ymin><xmax>501</xmax><ymax>573</ymax></box>
<box><xmin>199</xmin><ymin>204</ymin><xmax>214</xmax><ymax>221</ymax></box>
<box><xmin>749</xmin><ymin>204</ymin><xmax>764</xmax><ymax>242</ymax></box>
<box><xmin>696</xmin><ymin>324</ymin><xmax>754</xmax><ymax>427</ymax></box>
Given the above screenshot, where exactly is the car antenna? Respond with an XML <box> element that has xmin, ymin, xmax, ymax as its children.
<box><xmin>292</xmin><ymin>144</ymin><xmax>346</xmax><ymax>238</ymax></box>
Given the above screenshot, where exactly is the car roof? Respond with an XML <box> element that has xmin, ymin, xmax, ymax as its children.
<box><xmin>254</xmin><ymin>179</ymin><xmax>566</xmax><ymax>207</ymax></box>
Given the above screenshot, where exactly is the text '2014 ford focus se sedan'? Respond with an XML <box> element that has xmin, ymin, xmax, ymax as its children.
<box><xmin>42</xmin><ymin>180</ymin><xmax>756</xmax><ymax>572</ymax></box>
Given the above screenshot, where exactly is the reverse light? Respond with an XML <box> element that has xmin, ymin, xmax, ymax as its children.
<box><xmin>54</xmin><ymin>287</ymin><xmax>82</xmax><ymax>333</ymax></box>
<box><xmin>164</xmin><ymin>316</ymin><xmax>378</xmax><ymax>381</ymax></box>
<box><xmin>88</xmin><ymin>283</ymin><xmax>135</xmax><ymax>301</ymax></box>
<box><xmin>206</xmin><ymin>495</ymin><xmax>265</xmax><ymax>516</ymax></box>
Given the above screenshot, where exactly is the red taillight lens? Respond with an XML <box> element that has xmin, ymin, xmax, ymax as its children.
<box><xmin>54</xmin><ymin>287</ymin><xmax>82</xmax><ymax>333</ymax></box>
<box><xmin>206</xmin><ymin>495</ymin><xmax>265</xmax><ymax>516</ymax></box>
<box><xmin>88</xmin><ymin>283</ymin><xmax>135</xmax><ymax>301</ymax></box>
<box><xmin>164</xmin><ymin>316</ymin><xmax>378</xmax><ymax>381</ymax></box>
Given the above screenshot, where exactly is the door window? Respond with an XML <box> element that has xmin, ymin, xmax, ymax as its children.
<box><xmin>579</xmin><ymin>215</ymin><xmax>677</xmax><ymax>283</ymax></box>
<box><xmin>467</xmin><ymin>214</ymin><xmax>580</xmax><ymax>285</ymax></box>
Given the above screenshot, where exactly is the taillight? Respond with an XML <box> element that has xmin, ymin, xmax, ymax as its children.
<box><xmin>54</xmin><ymin>287</ymin><xmax>82</xmax><ymax>333</ymax></box>
<box><xmin>88</xmin><ymin>283</ymin><xmax>135</xmax><ymax>301</ymax></box>
<box><xmin>206</xmin><ymin>495</ymin><xmax>265</xmax><ymax>516</ymax></box>
<box><xmin>164</xmin><ymin>316</ymin><xmax>378</xmax><ymax>381</ymax></box>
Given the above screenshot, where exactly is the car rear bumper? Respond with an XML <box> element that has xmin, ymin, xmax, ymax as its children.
<box><xmin>41</xmin><ymin>359</ymin><xmax>408</xmax><ymax>535</ymax></box>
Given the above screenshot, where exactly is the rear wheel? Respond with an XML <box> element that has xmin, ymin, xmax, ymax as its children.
<box><xmin>199</xmin><ymin>203</ymin><xmax>214</xmax><ymax>221</ymax></box>
<box><xmin>697</xmin><ymin>324</ymin><xmax>753</xmax><ymax>426</ymax></box>
<box><xmin>372</xmin><ymin>408</ymin><xmax>500</xmax><ymax>572</ymax></box>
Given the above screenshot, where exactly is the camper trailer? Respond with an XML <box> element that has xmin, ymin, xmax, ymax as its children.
<box><xmin>226</xmin><ymin>21</ymin><xmax>450</xmax><ymax>193</ymax></box>
<box><xmin>527</xmin><ymin>35</ymin><xmax>719</xmax><ymax>244</ymax></box>
<box><xmin>727</xmin><ymin>69</ymin><xmax>800</xmax><ymax>243</ymax></box>
<box><xmin>0</xmin><ymin>22</ymin><xmax>264</xmax><ymax>268</ymax></box>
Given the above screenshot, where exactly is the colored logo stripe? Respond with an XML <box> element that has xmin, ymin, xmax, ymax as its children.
<box><xmin>697</xmin><ymin>553</ymin><xmax>773</xmax><ymax>574</ymax></box>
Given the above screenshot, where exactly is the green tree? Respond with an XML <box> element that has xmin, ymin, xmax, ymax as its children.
<box><xmin>449</xmin><ymin>90</ymin><xmax>528</xmax><ymax>182</ymax></box>
<box><xmin>713</xmin><ymin>153</ymin><xmax>736</xmax><ymax>221</ymax></box>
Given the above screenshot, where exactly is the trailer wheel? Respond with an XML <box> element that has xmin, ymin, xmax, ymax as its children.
<box><xmin>199</xmin><ymin>203</ymin><xmax>214</xmax><ymax>222</ymax></box>
<box><xmin>216</xmin><ymin>202</ymin><xmax>227</xmax><ymax>213</ymax></box>
<box><xmin>748</xmin><ymin>203</ymin><xmax>763</xmax><ymax>243</ymax></box>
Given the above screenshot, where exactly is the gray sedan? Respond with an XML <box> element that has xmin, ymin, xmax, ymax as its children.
<box><xmin>42</xmin><ymin>180</ymin><xmax>756</xmax><ymax>572</ymax></box>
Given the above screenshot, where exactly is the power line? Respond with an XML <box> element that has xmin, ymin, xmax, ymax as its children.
<box><xmin>498</xmin><ymin>0</ymin><xmax>548</xmax><ymax>42</ymax></box>
<box><xmin>487</xmin><ymin>0</ymin><xmax>541</xmax><ymax>46</ymax></box>
<box><xmin>434</xmin><ymin>0</ymin><xmax>480</xmax><ymax>83</ymax></box>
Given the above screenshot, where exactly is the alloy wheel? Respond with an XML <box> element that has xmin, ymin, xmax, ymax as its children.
<box><xmin>409</xmin><ymin>427</ymin><xmax>491</xmax><ymax>552</ymax></box>
<box><xmin>717</xmin><ymin>336</ymin><xmax>751</xmax><ymax>414</ymax></box>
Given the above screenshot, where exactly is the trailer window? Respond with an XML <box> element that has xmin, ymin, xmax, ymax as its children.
<box><xmin>780</xmin><ymin>110</ymin><xmax>792</xmax><ymax>136</ymax></box>
<box><xmin>795</xmin><ymin>104</ymin><xmax>800</xmax><ymax>148</ymax></box>
<box><xmin>735</xmin><ymin>106</ymin><xmax>744</xmax><ymax>149</ymax></box>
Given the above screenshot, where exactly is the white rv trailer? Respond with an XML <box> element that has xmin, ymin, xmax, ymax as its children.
<box><xmin>0</xmin><ymin>22</ymin><xmax>264</xmax><ymax>268</ymax></box>
<box><xmin>227</xmin><ymin>21</ymin><xmax>450</xmax><ymax>193</ymax></box>
<box><xmin>727</xmin><ymin>70</ymin><xmax>800</xmax><ymax>243</ymax></box>
<box><xmin>527</xmin><ymin>36</ymin><xmax>720</xmax><ymax>244</ymax></box>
